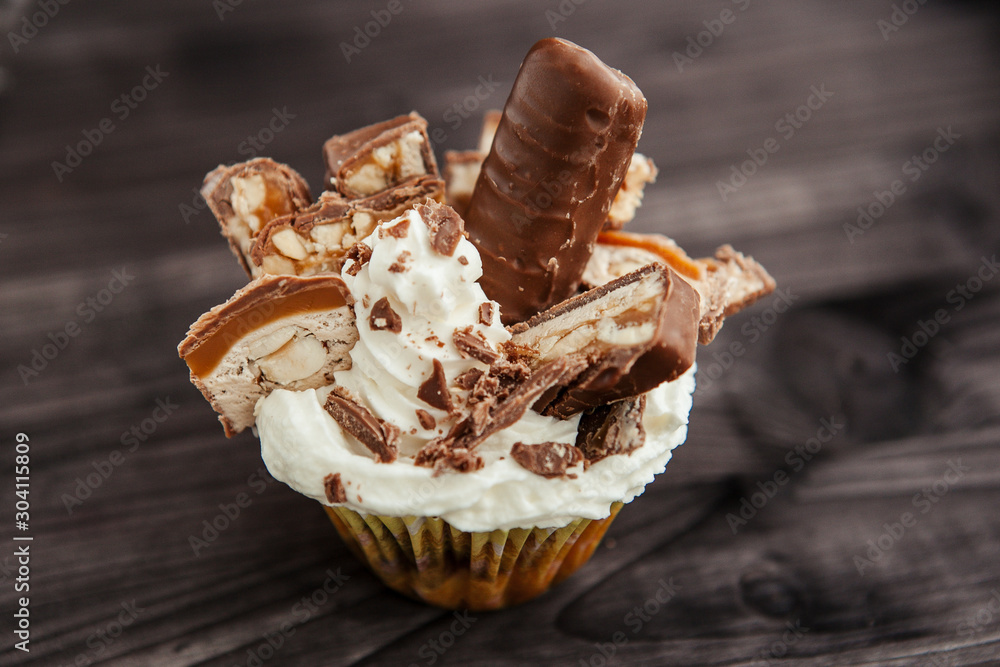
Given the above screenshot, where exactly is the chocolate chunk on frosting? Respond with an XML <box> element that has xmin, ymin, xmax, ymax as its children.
<box><xmin>575</xmin><ymin>396</ymin><xmax>646</xmax><ymax>463</ymax></box>
<box><xmin>478</xmin><ymin>302</ymin><xmax>494</xmax><ymax>326</ymax></box>
<box><xmin>415</xmin><ymin>355</ymin><xmax>588</xmax><ymax>474</ymax></box>
<box><xmin>323</xmin><ymin>473</ymin><xmax>348</xmax><ymax>503</ymax></box>
<box><xmin>416</xmin><ymin>201</ymin><xmax>463</xmax><ymax>256</ymax></box>
<box><xmin>464</xmin><ymin>38</ymin><xmax>647</xmax><ymax>324</ymax></box>
<box><xmin>417</xmin><ymin>359</ymin><xmax>453</xmax><ymax>412</ymax></box>
<box><xmin>511</xmin><ymin>442</ymin><xmax>585</xmax><ymax>478</ymax></box>
<box><xmin>455</xmin><ymin>367</ymin><xmax>484</xmax><ymax>390</ymax></box>
<box><xmin>324</xmin><ymin>387</ymin><xmax>399</xmax><ymax>463</ymax></box>
<box><xmin>369</xmin><ymin>297</ymin><xmax>402</xmax><ymax>333</ymax></box>
<box><xmin>452</xmin><ymin>327</ymin><xmax>501</xmax><ymax>365</ymax></box>
<box><xmin>343</xmin><ymin>242</ymin><xmax>372</xmax><ymax>276</ymax></box>
<box><xmin>415</xmin><ymin>409</ymin><xmax>436</xmax><ymax>430</ymax></box>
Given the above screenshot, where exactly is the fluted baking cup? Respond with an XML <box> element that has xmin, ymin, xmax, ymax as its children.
<box><xmin>325</xmin><ymin>502</ymin><xmax>622</xmax><ymax>610</ymax></box>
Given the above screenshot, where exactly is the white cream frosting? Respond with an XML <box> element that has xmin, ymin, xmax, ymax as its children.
<box><xmin>255</xmin><ymin>205</ymin><xmax>696</xmax><ymax>532</ymax></box>
<box><xmin>335</xmin><ymin>207</ymin><xmax>509</xmax><ymax>454</ymax></box>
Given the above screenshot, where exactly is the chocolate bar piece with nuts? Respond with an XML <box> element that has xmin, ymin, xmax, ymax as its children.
<box><xmin>464</xmin><ymin>38</ymin><xmax>647</xmax><ymax>324</ymax></box>
<box><xmin>508</xmin><ymin>263</ymin><xmax>700</xmax><ymax>418</ymax></box>
<box><xmin>323</xmin><ymin>112</ymin><xmax>439</xmax><ymax>198</ymax></box>
<box><xmin>201</xmin><ymin>158</ymin><xmax>313</xmax><ymax>277</ymax></box>
<box><xmin>177</xmin><ymin>274</ymin><xmax>357</xmax><ymax>436</ymax></box>
<box><xmin>582</xmin><ymin>231</ymin><xmax>776</xmax><ymax>344</ymax></box>
<box><xmin>251</xmin><ymin>176</ymin><xmax>444</xmax><ymax>276</ymax></box>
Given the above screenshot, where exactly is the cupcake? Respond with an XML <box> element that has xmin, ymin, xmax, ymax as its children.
<box><xmin>179</xmin><ymin>38</ymin><xmax>775</xmax><ymax>610</ymax></box>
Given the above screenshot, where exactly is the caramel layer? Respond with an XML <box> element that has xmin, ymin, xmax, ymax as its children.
<box><xmin>596</xmin><ymin>229</ymin><xmax>702</xmax><ymax>281</ymax></box>
<box><xmin>183</xmin><ymin>286</ymin><xmax>348</xmax><ymax>378</ymax></box>
<box><xmin>257</xmin><ymin>179</ymin><xmax>298</xmax><ymax>222</ymax></box>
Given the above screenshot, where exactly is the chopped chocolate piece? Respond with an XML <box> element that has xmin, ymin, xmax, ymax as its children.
<box><xmin>469</xmin><ymin>370</ymin><xmax>500</xmax><ymax>404</ymax></box>
<box><xmin>178</xmin><ymin>274</ymin><xmax>356</xmax><ymax>436</ymax></box>
<box><xmin>201</xmin><ymin>158</ymin><xmax>312</xmax><ymax>277</ymax></box>
<box><xmin>385</xmin><ymin>217</ymin><xmax>410</xmax><ymax>238</ymax></box>
<box><xmin>509</xmin><ymin>263</ymin><xmax>699</xmax><ymax>418</ymax></box>
<box><xmin>468</xmin><ymin>398</ymin><xmax>494</xmax><ymax>436</ymax></box>
<box><xmin>416</xmin><ymin>201</ymin><xmax>463</xmax><ymax>256</ymax></box>
<box><xmin>344</xmin><ymin>242</ymin><xmax>372</xmax><ymax>276</ymax></box>
<box><xmin>417</xmin><ymin>359</ymin><xmax>452</xmax><ymax>412</ymax></box>
<box><xmin>415</xmin><ymin>356</ymin><xmax>588</xmax><ymax>469</ymax></box>
<box><xmin>511</xmin><ymin>442</ymin><xmax>585</xmax><ymax>478</ymax></box>
<box><xmin>478</xmin><ymin>302</ymin><xmax>495</xmax><ymax>326</ymax></box>
<box><xmin>388</xmin><ymin>259</ymin><xmax>407</xmax><ymax>273</ymax></box>
<box><xmin>488</xmin><ymin>357</ymin><xmax>531</xmax><ymax>397</ymax></box>
<box><xmin>369</xmin><ymin>297</ymin><xmax>402</xmax><ymax>333</ymax></box>
<box><xmin>323</xmin><ymin>112</ymin><xmax>439</xmax><ymax>198</ymax></box>
<box><xmin>457</xmin><ymin>256</ymin><xmax>469</xmax><ymax>265</ymax></box>
<box><xmin>455</xmin><ymin>367</ymin><xmax>484</xmax><ymax>390</ymax></box>
<box><xmin>575</xmin><ymin>396</ymin><xmax>646</xmax><ymax>463</ymax></box>
<box><xmin>415</xmin><ymin>409</ymin><xmax>436</xmax><ymax>430</ymax></box>
<box><xmin>388</xmin><ymin>249</ymin><xmax>411</xmax><ymax>272</ymax></box>
<box><xmin>452</xmin><ymin>327</ymin><xmax>501</xmax><ymax>365</ymax></box>
<box><xmin>415</xmin><ymin>440</ymin><xmax>484</xmax><ymax>475</ymax></box>
<box><xmin>464</xmin><ymin>38</ymin><xmax>647</xmax><ymax>324</ymax></box>
<box><xmin>324</xmin><ymin>388</ymin><xmax>399</xmax><ymax>463</ymax></box>
<box><xmin>324</xmin><ymin>473</ymin><xmax>348</xmax><ymax>503</ymax></box>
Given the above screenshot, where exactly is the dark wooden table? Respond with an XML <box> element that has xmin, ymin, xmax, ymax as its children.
<box><xmin>2</xmin><ymin>1</ymin><xmax>999</xmax><ymax>665</ymax></box>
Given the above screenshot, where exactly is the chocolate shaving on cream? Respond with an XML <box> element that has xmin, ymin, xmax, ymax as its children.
<box><xmin>417</xmin><ymin>359</ymin><xmax>452</xmax><ymax>412</ymax></box>
<box><xmin>323</xmin><ymin>473</ymin><xmax>348</xmax><ymax>503</ymax></box>
<box><xmin>511</xmin><ymin>442</ymin><xmax>585</xmax><ymax>478</ymax></box>
<box><xmin>324</xmin><ymin>387</ymin><xmax>399</xmax><ymax>463</ymax></box>
<box><xmin>369</xmin><ymin>297</ymin><xmax>402</xmax><ymax>333</ymax></box>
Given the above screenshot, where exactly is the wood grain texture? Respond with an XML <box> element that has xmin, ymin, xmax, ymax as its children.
<box><xmin>1</xmin><ymin>0</ymin><xmax>999</xmax><ymax>665</ymax></box>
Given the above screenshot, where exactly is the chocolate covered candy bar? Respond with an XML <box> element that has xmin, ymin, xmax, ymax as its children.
<box><xmin>178</xmin><ymin>274</ymin><xmax>357</xmax><ymax>435</ymax></box>
<box><xmin>464</xmin><ymin>38</ymin><xmax>647</xmax><ymax>324</ymax></box>
<box><xmin>508</xmin><ymin>263</ymin><xmax>699</xmax><ymax>418</ymax></box>
<box><xmin>583</xmin><ymin>230</ymin><xmax>776</xmax><ymax>343</ymax></box>
<box><xmin>201</xmin><ymin>158</ymin><xmax>313</xmax><ymax>277</ymax></box>
<box><xmin>323</xmin><ymin>112</ymin><xmax>439</xmax><ymax>198</ymax></box>
<box><xmin>251</xmin><ymin>177</ymin><xmax>444</xmax><ymax>276</ymax></box>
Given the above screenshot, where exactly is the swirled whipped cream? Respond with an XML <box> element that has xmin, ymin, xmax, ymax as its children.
<box><xmin>255</xmin><ymin>204</ymin><xmax>695</xmax><ymax>531</ymax></box>
<box><xmin>333</xmin><ymin>206</ymin><xmax>510</xmax><ymax>453</ymax></box>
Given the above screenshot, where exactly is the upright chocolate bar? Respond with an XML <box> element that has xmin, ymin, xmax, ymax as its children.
<box><xmin>323</xmin><ymin>112</ymin><xmax>439</xmax><ymax>198</ymax></box>
<box><xmin>464</xmin><ymin>38</ymin><xmax>647</xmax><ymax>324</ymax></box>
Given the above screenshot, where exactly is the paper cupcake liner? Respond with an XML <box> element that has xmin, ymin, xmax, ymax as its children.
<box><xmin>325</xmin><ymin>502</ymin><xmax>623</xmax><ymax>610</ymax></box>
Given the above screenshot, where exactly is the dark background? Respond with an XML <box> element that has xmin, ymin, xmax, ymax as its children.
<box><xmin>2</xmin><ymin>0</ymin><xmax>1000</xmax><ymax>665</ymax></box>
